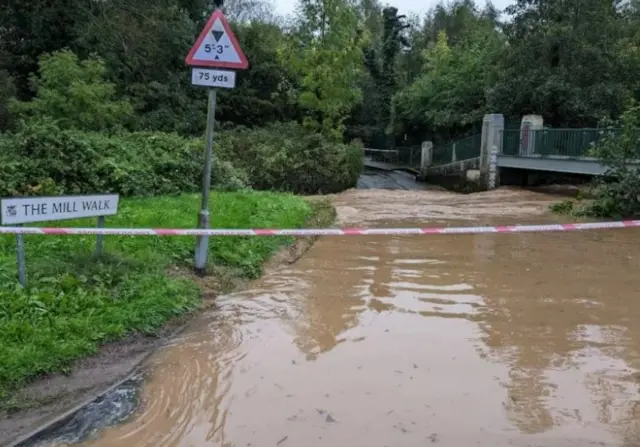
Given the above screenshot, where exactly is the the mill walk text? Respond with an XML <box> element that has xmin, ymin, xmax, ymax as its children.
<box><xmin>0</xmin><ymin>194</ymin><xmax>120</xmax><ymax>225</ymax></box>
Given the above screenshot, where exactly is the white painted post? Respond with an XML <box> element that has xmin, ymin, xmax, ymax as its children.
<box><xmin>487</xmin><ymin>145</ymin><xmax>499</xmax><ymax>189</ymax></box>
<box><xmin>452</xmin><ymin>143</ymin><xmax>457</xmax><ymax>163</ymax></box>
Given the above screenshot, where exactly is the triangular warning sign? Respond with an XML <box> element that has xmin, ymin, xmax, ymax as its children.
<box><xmin>185</xmin><ymin>9</ymin><xmax>249</xmax><ymax>70</ymax></box>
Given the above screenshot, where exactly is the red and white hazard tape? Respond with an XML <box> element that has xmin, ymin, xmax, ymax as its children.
<box><xmin>1</xmin><ymin>220</ymin><xmax>640</xmax><ymax>237</ymax></box>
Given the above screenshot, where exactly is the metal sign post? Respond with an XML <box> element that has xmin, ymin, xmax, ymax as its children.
<box><xmin>95</xmin><ymin>215</ymin><xmax>106</xmax><ymax>258</ymax></box>
<box><xmin>194</xmin><ymin>89</ymin><xmax>218</xmax><ymax>274</ymax></box>
<box><xmin>185</xmin><ymin>8</ymin><xmax>249</xmax><ymax>276</ymax></box>
<box><xmin>16</xmin><ymin>224</ymin><xmax>26</xmax><ymax>287</ymax></box>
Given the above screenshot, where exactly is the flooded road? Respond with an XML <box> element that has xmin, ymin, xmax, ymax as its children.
<box><xmin>356</xmin><ymin>169</ymin><xmax>431</xmax><ymax>190</ymax></box>
<box><xmin>80</xmin><ymin>188</ymin><xmax>640</xmax><ymax>446</ymax></box>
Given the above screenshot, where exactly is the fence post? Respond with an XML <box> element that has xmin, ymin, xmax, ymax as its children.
<box><xmin>452</xmin><ymin>143</ymin><xmax>457</xmax><ymax>163</ymax></box>
<box><xmin>420</xmin><ymin>141</ymin><xmax>433</xmax><ymax>180</ymax></box>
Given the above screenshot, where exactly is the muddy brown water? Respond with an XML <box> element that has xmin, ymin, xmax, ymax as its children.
<box><xmin>60</xmin><ymin>189</ymin><xmax>640</xmax><ymax>446</ymax></box>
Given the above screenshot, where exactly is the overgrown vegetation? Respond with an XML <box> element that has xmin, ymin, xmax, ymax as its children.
<box><xmin>0</xmin><ymin>191</ymin><xmax>316</xmax><ymax>399</ymax></box>
<box><xmin>1</xmin><ymin>48</ymin><xmax>362</xmax><ymax>197</ymax></box>
<box><xmin>550</xmin><ymin>104</ymin><xmax>640</xmax><ymax>218</ymax></box>
<box><xmin>218</xmin><ymin>123</ymin><xmax>363</xmax><ymax>194</ymax></box>
<box><xmin>0</xmin><ymin>120</ymin><xmax>247</xmax><ymax>197</ymax></box>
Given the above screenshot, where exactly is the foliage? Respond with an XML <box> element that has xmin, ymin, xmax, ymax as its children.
<box><xmin>0</xmin><ymin>0</ymin><xmax>83</xmax><ymax>99</ymax></box>
<box><xmin>0</xmin><ymin>69</ymin><xmax>16</xmax><ymax>132</ymax></box>
<box><xmin>74</xmin><ymin>0</ymin><xmax>206</xmax><ymax>135</ymax></box>
<box><xmin>0</xmin><ymin>120</ymin><xmax>361</xmax><ymax>198</ymax></box>
<box><xmin>0</xmin><ymin>120</ymin><xmax>247</xmax><ymax>197</ymax></box>
<box><xmin>0</xmin><ymin>191</ymin><xmax>317</xmax><ymax>398</ymax></box>
<box><xmin>216</xmin><ymin>21</ymin><xmax>301</xmax><ymax>127</ymax></box>
<box><xmin>347</xmin><ymin>5</ymin><xmax>410</xmax><ymax>147</ymax></box>
<box><xmin>392</xmin><ymin>8</ymin><xmax>503</xmax><ymax>143</ymax></box>
<box><xmin>489</xmin><ymin>0</ymin><xmax>634</xmax><ymax>127</ymax></box>
<box><xmin>582</xmin><ymin>104</ymin><xmax>640</xmax><ymax>218</ymax></box>
<box><xmin>9</xmin><ymin>51</ymin><xmax>135</xmax><ymax>132</ymax></box>
<box><xmin>2</xmin><ymin>0</ymin><xmax>640</xmax><ymax>201</ymax></box>
<box><xmin>3</xmin><ymin>0</ymin><xmax>640</xmax><ymax>146</ymax></box>
<box><xmin>217</xmin><ymin>122</ymin><xmax>363</xmax><ymax>194</ymax></box>
<box><xmin>282</xmin><ymin>0</ymin><xmax>365</xmax><ymax>139</ymax></box>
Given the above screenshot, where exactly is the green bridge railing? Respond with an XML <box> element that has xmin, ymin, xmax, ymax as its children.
<box><xmin>366</xmin><ymin>127</ymin><xmax>622</xmax><ymax>169</ymax></box>
<box><xmin>432</xmin><ymin>133</ymin><xmax>482</xmax><ymax>165</ymax></box>
<box><xmin>501</xmin><ymin>128</ymin><xmax>620</xmax><ymax>158</ymax></box>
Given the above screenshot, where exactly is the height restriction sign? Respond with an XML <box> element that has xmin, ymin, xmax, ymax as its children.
<box><xmin>185</xmin><ymin>9</ymin><xmax>248</xmax><ymax>70</ymax></box>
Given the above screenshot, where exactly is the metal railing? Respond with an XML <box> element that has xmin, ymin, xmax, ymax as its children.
<box><xmin>432</xmin><ymin>142</ymin><xmax>454</xmax><ymax>165</ymax></box>
<box><xmin>432</xmin><ymin>133</ymin><xmax>482</xmax><ymax>165</ymax></box>
<box><xmin>501</xmin><ymin>128</ymin><xmax>620</xmax><ymax>158</ymax></box>
<box><xmin>363</xmin><ymin>148</ymin><xmax>400</xmax><ymax>165</ymax></box>
<box><xmin>364</xmin><ymin>147</ymin><xmax>422</xmax><ymax>169</ymax></box>
<box><xmin>395</xmin><ymin>146</ymin><xmax>422</xmax><ymax>168</ymax></box>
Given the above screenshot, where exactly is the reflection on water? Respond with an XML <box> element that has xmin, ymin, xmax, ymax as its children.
<box><xmin>58</xmin><ymin>190</ymin><xmax>640</xmax><ymax>447</ymax></box>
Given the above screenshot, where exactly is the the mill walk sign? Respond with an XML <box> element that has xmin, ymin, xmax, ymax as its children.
<box><xmin>1</xmin><ymin>194</ymin><xmax>120</xmax><ymax>287</ymax></box>
<box><xmin>186</xmin><ymin>8</ymin><xmax>249</xmax><ymax>275</ymax></box>
<box><xmin>1</xmin><ymin>195</ymin><xmax>119</xmax><ymax>225</ymax></box>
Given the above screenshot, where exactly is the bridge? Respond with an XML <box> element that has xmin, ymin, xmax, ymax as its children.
<box><xmin>363</xmin><ymin>123</ymin><xmax>636</xmax><ymax>187</ymax></box>
<box><xmin>363</xmin><ymin>148</ymin><xmax>422</xmax><ymax>173</ymax></box>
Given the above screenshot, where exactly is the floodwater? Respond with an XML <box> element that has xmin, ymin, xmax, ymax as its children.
<box><xmin>68</xmin><ymin>188</ymin><xmax>640</xmax><ymax>446</ymax></box>
<box><xmin>356</xmin><ymin>169</ymin><xmax>431</xmax><ymax>190</ymax></box>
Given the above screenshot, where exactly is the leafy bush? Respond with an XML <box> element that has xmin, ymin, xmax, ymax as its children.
<box><xmin>217</xmin><ymin>122</ymin><xmax>363</xmax><ymax>194</ymax></box>
<box><xmin>0</xmin><ymin>120</ymin><xmax>248</xmax><ymax>197</ymax></box>
<box><xmin>0</xmin><ymin>120</ymin><xmax>362</xmax><ymax>198</ymax></box>
<box><xmin>581</xmin><ymin>104</ymin><xmax>640</xmax><ymax>218</ymax></box>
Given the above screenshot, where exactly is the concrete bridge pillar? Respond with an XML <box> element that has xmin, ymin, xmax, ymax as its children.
<box><xmin>420</xmin><ymin>141</ymin><xmax>433</xmax><ymax>180</ymax></box>
<box><xmin>480</xmin><ymin>114</ymin><xmax>504</xmax><ymax>189</ymax></box>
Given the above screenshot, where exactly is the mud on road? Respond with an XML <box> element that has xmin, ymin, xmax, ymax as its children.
<box><xmin>23</xmin><ymin>187</ymin><xmax>640</xmax><ymax>446</ymax></box>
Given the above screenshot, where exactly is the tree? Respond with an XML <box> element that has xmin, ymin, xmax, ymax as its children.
<box><xmin>391</xmin><ymin>3</ymin><xmax>504</xmax><ymax>144</ymax></box>
<box><xmin>0</xmin><ymin>0</ymin><xmax>84</xmax><ymax>99</ymax></box>
<box><xmin>10</xmin><ymin>50</ymin><xmax>134</xmax><ymax>132</ymax></box>
<box><xmin>72</xmin><ymin>0</ymin><xmax>206</xmax><ymax>135</ymax></box>
<box><xmin>489</xmin><ymin>0</ymin><xmax>631</xmax><ymax>127</ymax></box>
<box><xmin>345</xmin><ymin>1</ymin><xmax>411</xmax><ymax>147</ymax></box>
<box><xmin>282</xmin><ymin>0</ymin><xmax>365</xmax><ymax>139</ymax></box>
<box><xmin>0</xmin><ymin>68</ymin><xmax>16</xmax><ymax>132</ymax></box>
<box><xmin>216</xmin><ymin>21</ymin><xmax>301</xmax><ymax>126</ymax></box>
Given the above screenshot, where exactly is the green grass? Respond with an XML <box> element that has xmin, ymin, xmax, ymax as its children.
<box><xmin>0</xmin><ymin>190</ymin><xmax>317</xmax><ymax>400</ymax></box>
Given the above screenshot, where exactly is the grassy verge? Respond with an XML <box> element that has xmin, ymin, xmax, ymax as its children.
<box><xmin>0</xmin><ymin>190</ymin><xmax>330</xmax><ymax>401</ymax></box>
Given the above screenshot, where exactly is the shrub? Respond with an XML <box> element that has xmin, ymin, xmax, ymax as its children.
<box><xmin>582</xmin><ymin>104</ymin><xmax>640</xmax><ymax>218</ymax></box>
<box><xmin>0</xmin><ymin>120</ymin><xmax>362</xmax><ymax>199</ymax></box>
<box><xmin>217</xmin><ymin>122</ymin><xmax>363</xmax><ymax>194</ymax></box>
<box><xmin>0</xmin><ymin>120</ymin><xmax>248</xmax><ymax>197</ymax></box>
